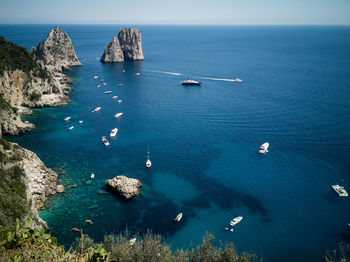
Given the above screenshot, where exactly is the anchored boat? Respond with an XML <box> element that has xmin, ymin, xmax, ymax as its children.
<box><xmin>175</xmin><ymin>213</ymin><xmax>183</xmax><ymax>222</ymax></box>
<box><xmin>230</xmin><ymin>216</ymin><xmax>243</xmax><ymax>226</ymax></box>
<box><xmin>114</xmin><ymin>112</ymin><xmax>123</xmax><ymax>118</ymax></box>
<box><xmin>110</xmin><ymin>128</ymin><xmax>118</xmax><ymax>137</ymax></box>
<box><xmin>146</xmin><ymin>145</ymin><xmax>152</xmax><ymax>168</ymax></box>
<box><xmin>259</xmin><ymin>142</ymin><xmax>269</xmax><ymax>154</ymax></box>
<box><xmin>332</xmin><ymin>185</ymin><xmax>348</xmax><ymax>197</ymax></box>
<box><xmin>102</xmin><ymin>136</ymin><xmax>110</xmax><ymax>146</ymax></box>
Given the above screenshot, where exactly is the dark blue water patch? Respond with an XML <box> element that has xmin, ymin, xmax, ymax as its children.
<box><xmin>2</xmin><ymin>25</ymin><xmax>350</xmax><ymax>262</ymax></box>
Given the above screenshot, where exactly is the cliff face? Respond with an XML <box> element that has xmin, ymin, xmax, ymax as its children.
<box><xmin>32</xmin><ymin>27</ymin><xmax>81</xmax><ymax>72</ymax></box>
<box><xmin>100</xmin><ymin>36</ymin><xmax>124</xmax><ymax>63</ymax></box>
<box><xmin>118</xmin><ymin>28</ymin><xmax>144</xmax><ymax>61</ymax></box>
<box><xmin>0</xmin><ymin>139</ymin><xmax>63</xmax><ymax>228</ymax></box>
<box><xmin>101</xmin><ymin>28</ymin><xmax>144</xmax><ymax>63</ymax></box>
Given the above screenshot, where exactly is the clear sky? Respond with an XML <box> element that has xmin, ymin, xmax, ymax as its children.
<box><xmin>0</xmin><ymin>0</ymin><xmax>349</xmax><ymax>25</ymax></box>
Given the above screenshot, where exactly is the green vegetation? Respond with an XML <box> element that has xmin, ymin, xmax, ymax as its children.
<box><xmin>0</xmin><ymin>219</ymin><xmax>256</xmax><ymax>262</ymax></box>
<box><xmin>0</xmin><ymin>165</ymin><xmax>28</xmax><ymax>228</ymax></box>
<box><xmin>0</xmin><ymin>137</ymin><xmax>11</xmax><ymax>150</ymax></box>
<box><xmin>0</xmin><ymin>36</ymin><xmax>48</xmax><ymax>78</ymax></box>
<box><xmin>0</xmin><ymin>93</ymin><xmax>17</xmax><ymax>114</ymax></box>
<box><xmin>29</xmin><ymin>91</ymin><xmax>41</xmax><ymax>102</ymax></box>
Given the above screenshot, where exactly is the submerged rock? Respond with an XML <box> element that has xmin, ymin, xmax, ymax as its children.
<box><xmin>100</xmin><ymin>36</ymin><xmax>124</xmax><ymax>63</ymax></box>
<box><xmin>32</xmin><ymin>27</ymin><xmax>81</xmax><ymax>71</ymax></box>
<box><xmin>118</xmin><ymin>28</ymin><xmax>144</xmax><ymax>61</ymax></box>
<box><xmin>56</xmin><ymin>184</ymin><xmax>65</xmax><ymax>193</ymax></box>
<box><xmin>106</xmin><ymin>175</ymin><xmax>142</xmax><ymax>199</ymax></box>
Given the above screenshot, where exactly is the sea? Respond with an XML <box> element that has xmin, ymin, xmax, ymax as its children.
<box><xmin>1</xmin><ymin>25</ymin><xmax>350</xmax><ymax>261</ymax></box>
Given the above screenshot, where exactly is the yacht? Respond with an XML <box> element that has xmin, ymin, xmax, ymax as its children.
<box><xmin>181</xmin><ymin>79</ymin><xmax>201</xmax><ymax>86</ymax></box>
<box><xmin>105</xmin><ymin>91</ymin><xmax>112</xmax><ymax>94</ymax></box>
<box><xmin>110</xmin><ymin>128</ymin><xmax>118</xmax><ymax>137</ymax></box>
<box><xmin>259</xmin><ymin>142</ymin><xmax>269</xmax><ymax>154</ymax></box>
<box><xmin>230</xmin><ymin>216</ymin><xmax>243</xmax><ymax>226</ymax></box>
<box><xmin>68</xmin><ymin>126</ymin><xmax>74</xmax><ymax>130</ymax></box>
<box><xmin>114</xmin><ymin>112</ymin><xmax>123</xmax><ymax>118</ymax></box>
<box><xmin>90</xmin><ymin>173</ymin><xmax>95</xmax><ymax>179</ymax></box>
<box><xmin>102</xmin><ymin>136</ymin><xmax>110</xmax><ymax>146</ymax></box>
<box><xmin>234</xmin><ymin>78</ymin><xmax>243</xmax><ymax>82</ymax></box>
<box><xmin>112</xmin><ymin>96</ymin><xmax>118</xmax><ymax>99</ymax></box>
<box><xmin>146</xmin><ymin>145</ymin><xmax>152</xmax><ymax>168</ymax></box>
<box><xmin>175</xmin><ymin>213</ymin><xmax>183</xmax><ymax>222</ymax></box>
<box><xmin>332</xmin><ymin>185</ymin><xmax>348</xmax><ymax>197</ymax></box>
<box><xmin>64</xmin><ymin>116</ymin><xmax>71</xmax><ymax>121</ymax></box>
<box><xmin>93</xmin><ymin>107</ymin><xmax>101</xmax><ymax>112</ymax></box>
<box><xmin>79</xmin><ymin>120</ymin><xmax>84</xmax><ymax>124</ymax></box>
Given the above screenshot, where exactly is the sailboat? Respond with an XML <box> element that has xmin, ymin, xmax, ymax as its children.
<box><xmin>146</xmin><ymin>145</ymin><xmax>152</xmax><ymax>168</ymax></box>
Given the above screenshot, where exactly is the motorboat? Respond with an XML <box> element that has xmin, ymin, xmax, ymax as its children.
<box><xmin>112</xmin><ymin>96</ymin><xmax>118</xmax><ymax>99</ymax></box>
<box><xmin>93</xmin><ymin>107</ymin><xmax>101</xmax><ymax>112</ymax></box>
<box><xmin>175</xmin><ymin>213</ymin><xmax>183</xmax><ymax>222</ymax></box>
<box><xmin>146</xmin><ymin>145</ymin><xmax>152</xmax><ymax>168</ymax></box>
<box><xmin>64</xmin><ymin>116</ymin><xmax>71</xmax><ymax>121</ymax></box>
<box><xmin>135</xmin><ymin>73</ymin><xmax>141</xmax><ymax>76</ymax></box>
<box><xmin>117</xmin><ymin>84</ymin><xmax>124</xmax><ymax>87</ymax></box>
<box><xmin>68</xmin><ymin>126</ymin><xmax>74</xmax><ymax>130</ymax></box>
<box><xmin>103</xmin><ymin>83</ymin><xmax>107</xmax><ymax>86</ymax></box>
<box><xmin>129</xmin><ymin>238</ymin><xmax>136</xmax><ymax>245</ymax></box>
<box><xmin>93</xmin><ymin>76</ymin><xmax>98</xmax><ymax>79</ymax></box>
<box><xmin>181</xmin><ymin>79</ymin><xmax>201</xmax><ymax>86</ymax></box>
<box><xmin>110</xmin><ymin>128</ymin><xmax>118</xmax><ymax>137</ymax></box>
<box><xmin>102</xmin><ymin>136</ymin><xmax>110</xmax><ymax>146</ymax></box>
<box><xmin>259</xmin><ymin>142</ymin><xmax>269</xmax><ymax>154</ymax></box>
<box><xmin>79</xmin><ymin>120</ymin><xmax>84</xmax><ymax>124</ymax></box>
<box><xmin>105</xmin><ymin>91</ymin><xmax>112</xmax><ymax>94</ymax></box>
<box><xmin>234</xmin><ymin>78</ymin><xmax>243</xmax><ymax>82</ymax></box>
<box><xmin>332</xmin><ymin>185</ymin><xmax>348</xmax><ymax>197</ymax></box>
<box><xmin>90</xmin><ymin>173</ymin><xmax>95</xmax><ymax>179</ymax></box>
<box><xmin>100</xmin><ymin>79</ymin><xmax>104</xmax><ymax>82</ymax></box>
<box><xmin>114</xmin><ymin>112</ymin><xmax>123</xmax><ymax>118</ymax></box>
<box><xmin>97</xmin><ymin>84</ymin><xmax>102</xmax><ymax>88</ymax></box>
<box><xmin>230</xmin><ymin>216</ymin><xmax>243</xmax><ymax>226</ymax></box>
<box><xmin>117</xmin><ymin>100</ymin><xmax>123</xmax><ymax>103</ymax></box>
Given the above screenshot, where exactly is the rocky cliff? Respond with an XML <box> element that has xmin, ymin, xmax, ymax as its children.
<box><xmin>100</xmin><ymin>36</ymin><xmax>124</xmax><ymax>63</ymax></box>
<box><xmin>0</xmin><ymin>138</ymin><xmax>63</xmax><ymax>228</ymax></box>
<box><xmin>0</xmin><ymin>30</ymin><xmax>78</xmax><ymax>135</ymax></box>
<box><xmin>101</xmin><ymin>28</ymin><xmax>144</xmax><ymax>63</ymax></box>
<box><xmin>32</xmin><ymin>27</ymin><xmax>81</xmax><ymax>72</ymax></box>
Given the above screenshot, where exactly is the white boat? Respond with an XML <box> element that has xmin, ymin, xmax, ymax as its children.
<box><xmin>129</xmin><ymin>238</ymin><xmax>136</xmax><ymax>245</ymax></box>
<box><xmin>146</xmin><ymin>145</ymin><xmax>152</xmax><ymax>168</ymax></box>
<box><xmin>90</xmin><ymin>173</ymin><xmax>95</xmax><ymax>179</ymax></box>
<box><xmin>114</xmin><ymin>112</ymin><xmax>123</xmax><ymax>118</ymax></box>
<box><xmin>93</xmin><ymin>107</ymin><xmax>101</xmax><ymax>112</ymax></box>
<box><xmin>79</xmin><ymin>120</ymin><xmax>84</xmax><ymax>124</ymax></box>
<box><xmin>112</xmin><ymin>96</ymin><xmax>118</xmax><ymax>99</ymax></box>
<box><xmin>97</xmin><ymin>84</ymin><xmax>102</xmax><ymax>88</ymax></box>
<box><xmin>175</xmin><ymin>213</ymin><xmax>183</xmax><ymax>222</ymax></box>
<box><xmin>181</xmin><ymin>79</ymin><xmax>201</xmax><ymax>85</ymax></box>
<box><xmin>103</xmin><ymin>83</ymin><xmax>107</xmax><ymax>86</ymax></box>
<box><xmin>93</xmin><ymin>75</ymin><xmax>98</xmax><ymax>79</ymax></box>
<box><xmin>234</xmin><ymin>78</ymin><xmax>243</xmax><ymax>82</ymax></box>
<box><xmin>68</xmin><ymin>126</ymin><xmax>74</xmax><ymax>130</ymax></box>
<box><xmin>105</xmin><ymin>91</ymin><xmax>112</xmax><ymax>94</ymax></box>
<box><xmin>117</xmin><ymin>84</ymin><xmax>124</xmax><ymax>87</ymax></box>
<box><xmin>117</xmin><ymin>100</ymin><xmax>123</xmax><ymax>103</ymax></box>
<box><xmin>230</xmin><ymin>216</ymin><xmax>243</xmax><ymax>226</ymax></box>
<box><xmin>122</xmin><ymin>70</ymin><xmax>125</xmax><ymax>72</ymax></box>
<box><xmin>332</xmin><ymin>185</ymin><xmax>348</xmax><ymax>197</ymax></box>
<box><xmin>110</xmin><ymin>128</ymin><xmax>118</xmax><ymax>137</ymax></box>
<box><xmin>64</xmin><ymin>116</ymin><xmax>71</xmax><ymax>121</ymax></box>
<box><xmin>100</xmin><ymin>79</ymin><xmax>104</xmax><ymax>82</ymax></box>
<box><xmin>259</xmin><ymin>142</ymin><xmax>269</xmax><ymax>154</ymax></box>
<box><xmin>102</xmin><ymin>136</ymin><xmax>110</xmax><ymax>146</ymax></box>
<box><xmin>135</xmin><ymin>73</ymin><xmax>141</xmax><ymax>76</ymax></box>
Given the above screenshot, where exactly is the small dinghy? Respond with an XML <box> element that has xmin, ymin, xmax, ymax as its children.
<box><xmin>103</xmin><ymin>83</ymin><xmax>107</xmax><ymax>86</ymax></box>
<box><xmin>105</xmin><ymin>91</ymin><xmax>112</xmax><ymax>94</ymax></box>
<box><xmin>230</xmin><ymin>216</ymin><xmax>243</xmax><ymax>226</ymax></box>
<box><xmin>90</xmin><ymin>173</ymin><xmax>95</xmax><ymax>179</ymax></box>
<box><xmin>93</xmin><ymin>76</ymin><xmax>98</xmax><ymax>79</ymax></box>
<box><xmin>64</xmin><ymin>116</ymin><xmax>71</xmax><ymax>121</ymax></box>
<box><xmin>117</xmin><ymin>100</ymin><xmax>123</xmax><ymax>103</ymax></box>
<box><xmin>175</xmin><ymin>213</ymin><xmax>183</xmax><ymax>222</ymax></box>
<box><xmin>97</xmin><ymin>84</ymin><xmax>102</xmax><ymax>88</ymax></box>
<box><xmin>102</xmin><ymin>136</ymin><xmax>110</xmax><ymax>146</ymax></box>
<box><xmin>114</xmin><ymin>112</ymin><xmax>123</xmax><ymax>118</ymax></box>
<box><xmin>135</xmin><ymin>73</ymin><xmax>141</xmax><ymax>76</ymax></box>
<box><xmin>68</xmin><ymin>126</ymin><xmax>74</xmax><ymax>130</ymax></box>
<box><xmin>259</xmin><ymin>142</ymin><xmax>269</xmax><ymax>154</ymax></box>
<box><xmin>93</xmin><ymin>107</ymin><xmax>101</xmax><ymax>112</ymax></box>
<box><xmin>79</xmin><ymin>120</ymin><xmax>84</xmax><ymax>124</ymax></box>
<box><xmin>112</xmin><ymin>96</ymin><xmax>118</xmax><ymax>99</ymax></box>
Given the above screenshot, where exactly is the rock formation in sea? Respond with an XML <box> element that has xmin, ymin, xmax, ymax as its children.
<box><xmin>101</xmin><ymin>28</ymin><xmax>144</xmax><ymax>62</ymax></box>
<box><xmin>32</xmin><ymin>27</ymin><xmax>81</xmax><ymax>71</ymax></box>
<box><xmin>0</xmin><ymin>32</ymin><xmax>77</xmax><ymax>135</ymax></box>
<box><xmin>0</xmin><ymin>140</ymin><xmax>63</xmax><ymax>228</ymax></box>
<box><xmin>106</xmin><ymin>175</ymin><xmax>142</xmax><ymax>199</ymax></box>
<box><xmin>100</xmin><ymin>36</ymin><xmax>124</xmax><ymax>62</ymax></box>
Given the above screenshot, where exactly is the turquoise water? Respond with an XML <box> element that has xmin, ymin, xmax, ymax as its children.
<box><xmin>1</xmin><ymin>25</ymin><xmax>350</xmax><ymax>261</ymax></box>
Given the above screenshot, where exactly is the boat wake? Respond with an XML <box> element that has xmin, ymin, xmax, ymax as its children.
<box><xmin>148</xmin><ymin>70</ymin><xmax>183</xmax><ymax>76</ymax></box>
<box><xmin>198</xmin><ymin>77</ymin><xmax>238</xmax><ymax>82</ymax></box>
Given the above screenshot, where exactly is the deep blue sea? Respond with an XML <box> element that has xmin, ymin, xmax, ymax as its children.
<box><xmin>1</xmin><ymin>25</ymin><xmax>350</xmax><ymax>261</ymax></box>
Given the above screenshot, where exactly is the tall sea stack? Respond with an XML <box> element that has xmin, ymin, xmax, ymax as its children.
<box><xmin>101</xmin><ymin>28</ymin><xmax>144</xmax><ymax>63</ymax></box>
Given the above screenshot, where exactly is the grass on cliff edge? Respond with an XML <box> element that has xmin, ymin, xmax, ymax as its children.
<box><xmin>0</xmin><ymin>36</ymin><xmax>48</xmax><ymax>78</ymax></box>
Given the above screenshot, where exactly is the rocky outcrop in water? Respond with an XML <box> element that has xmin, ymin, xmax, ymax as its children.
<box><xmin>100</xmin><ymin>36</ymin><xmax>124</xmax><ymax>63</ymax></box>
<box><xmin>32</xmin><ymin>27</ymin><xmax>81</xmax><ymax>71</ymax></box>
<box><xmin>106</xmin><ymin>175</ymin><xmax>142</xmax><ymax>199</ymax></box>
<box><xmin>101</xmin><ymin>28</ymin><xmax>144</xmax><ymax>63</ymax></box>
